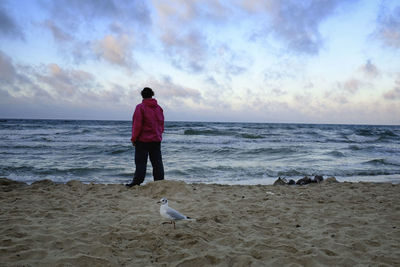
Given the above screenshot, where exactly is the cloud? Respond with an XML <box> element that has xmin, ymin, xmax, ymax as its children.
<box><xmin>39</xmin><ymin>19</ymin><xmax>92</xmax><ymax>64</ymax></box>
<box><xmin>360</xmin><ymin>59</ymin><xmax>379</xmax><ymax>78</ymax></box>
<box><xmin>152</xmin><ymin>0</ymin><xmax>357</xmax><ymax>57</ymax></box>
<box><xmin>40</xmin><ymin>0</ymin><xmax>151</xmax><ymax>65</ymax></box>
<box><xmin>45</xmin><ymin>0</ymin><xmax>151</xmax><ymax>27</ymax></box>
<box><xmin>375</xmin><ymin>4</ymin><xmax>400</xmax><ymax>49</ymax></box>
<box><xmin>0</xmin><ymin>49</ymin><xmax>17</xmax><ymax>83</ymax></box>
<box><xmin>339</xmin><ymin>78</ymin><xmax>363</xmax><ymax>94</ymax></box>
<box><xmin>264</xmin><ymin>69</ymin><xmax>296</xmax><ymax>82</ymax></box>
<box><xmin>0</xmin><ymin>2</ymin><xmax>24</xmax><ymax>40</ymax></box>
<box><xmin>153</xmin><ymin>0</ymin><xmax>228</xmax><ymax>25</ymax></box>
<box><xmin>0</xmin><ymin>54</ymin><xmax>138</xmax><ymax>120</ymax></box>
<box><xmin>242</xmin><ymin>0</ymin><xmax>357</xmax><ymax>55</ymax></box>
<box><xmin>152</xmin><ymin>0</ymin><xmax>233</xmax><ymax>73</ymax></box>
<box><xmin>384</xmin><ymin>75</ymin><xmax>400</xmax><ymax>100</ymax></box>
<box><xmin>331</xmin><ymin>60</ymin><xmax>379</xmax><ymax>96</ymax></box>
<box><xmin>43</xmin><ymin>20</ymin><xmax>73</xmax><ymax>42</ymax></box>
<box><xmin>0</xmin><ymin>50</ymin><xmax>39</xmax><ymax>96</ymax></box>
<box><xmin>36</xmin><ymin>63</ymin><xmax>96</xmax><ymax>97</ymax></box>
<box><xmin>210</xmin><ymin>44</ymin><xmax>249</xmax><ymax>81</ymax></box>
<box><xmin>94</xmin><ymin>34</ymin><xmax>136</xmax><ymax>70</ymax></box>
<box><xmin>152</xmin><ymin>75</ymin><xmax>203</xmax><ymax>102</ymax></box>
<box><xmin>160</xmin><ymin>29</ymin><xmax>208</xmax><ymax>72</ymax></box>
<box><xmin>0</xmin><ymin>50</ymin><xmax>52</xmax><ymax>101</ymax></box>
<box><xmin>384</xmin><ymin>88</ymin><xmax>400</xmax><ymax>100</ymax></box>
<box><xmin>324</xmin><ymin>79</ymin><xmax>360</xmax><ymax>105</ymax></box>
<box><xmin>271</xmin><ymin>87</ymin><xmax>288</xmax><ymax>96</ymax></box>
<box><xmin>204</xmin><ymin>75</ymin><xmax>220</xmax><ymax>87</ymax></box>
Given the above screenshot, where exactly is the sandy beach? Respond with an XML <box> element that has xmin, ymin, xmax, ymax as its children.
<box><xmin>0</xmin><ymin>178</ymin><xmax>399</xmax><ymax>266</ymax></box>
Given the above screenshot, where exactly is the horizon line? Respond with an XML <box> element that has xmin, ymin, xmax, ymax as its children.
<box><xmin>1</xmin><ymin>117</ymin><xmax>399</xmax><ymax>127</ymax></box>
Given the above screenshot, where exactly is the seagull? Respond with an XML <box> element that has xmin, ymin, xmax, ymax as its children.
<box><xmin>157</xmin><ymin>197</ymin><xmax>195</xmax><ymax>229</ymax></box>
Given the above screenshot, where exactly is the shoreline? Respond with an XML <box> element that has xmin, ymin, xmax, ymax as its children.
<box><xmin>2</xmin><ymin>173</ymin><xmax>400</xmax><ymax>187</ymax></box>
<box><xmin>1</xmin><ymin>178</ymin><xmax>399</xmax><ymax>266</ymax></box>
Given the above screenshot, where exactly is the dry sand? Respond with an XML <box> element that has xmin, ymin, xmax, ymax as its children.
<box><xmin>0</xmin><ymin>178</ymin><xmax>399</xmax><ymax>266</ymax></box>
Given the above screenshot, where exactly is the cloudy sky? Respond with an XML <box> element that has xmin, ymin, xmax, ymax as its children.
<box><xmin>0</xmin><ymin>0</ymin><xmax>399</xmax><ymax>124</ymax></box>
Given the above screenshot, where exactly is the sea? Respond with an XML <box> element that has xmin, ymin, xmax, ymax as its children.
<box><xmin>0</xmin><ymin>119</ymin><xmax>399</xmax><ymax>185</ymax></box>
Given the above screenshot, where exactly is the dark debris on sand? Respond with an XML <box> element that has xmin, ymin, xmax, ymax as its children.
<box><xmin>273</xmin><ymin>176</ymin><xmax>338</xmax><ymax>186</ymax></box>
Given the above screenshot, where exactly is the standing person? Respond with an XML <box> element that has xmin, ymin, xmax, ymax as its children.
<box><xmin>126</xmin><ymin>87</ymin><xmax>165</xmax><ymax>187</ymax></box>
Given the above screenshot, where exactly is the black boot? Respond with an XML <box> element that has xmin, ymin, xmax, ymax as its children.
<box><xmin>125</xmin><ymin>180</ymin><xmax>140</xmax><ymax>187</ymax></box>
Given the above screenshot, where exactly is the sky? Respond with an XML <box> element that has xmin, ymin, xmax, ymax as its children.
<box><xmin>0</xmin><ymin>0</ymin><xmax>399</xmax><ymax>124</ymax></box>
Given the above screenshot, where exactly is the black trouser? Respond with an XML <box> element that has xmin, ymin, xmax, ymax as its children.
<box><xmin>132</xmin><ymin>141</ymin><xmax>164</xmax><ymax>185</ymax></box>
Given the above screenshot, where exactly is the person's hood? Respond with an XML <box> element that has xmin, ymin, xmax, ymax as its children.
<box><xmin>142</xmin><ymin>98</ymin><xmax>158</xmax><ymax>108</ymax></box>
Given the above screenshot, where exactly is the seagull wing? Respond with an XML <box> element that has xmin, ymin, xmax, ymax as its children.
<box><xmin>165</xmin><ymin>207</ymin><xmax>187</xmax><ymax>221</ymax></box>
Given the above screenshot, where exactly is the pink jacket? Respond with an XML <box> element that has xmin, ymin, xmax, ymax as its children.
<box><xmin>131</xmin><ymin>98</ymin><xmax>164</xmax><ymax>143</ymax></box>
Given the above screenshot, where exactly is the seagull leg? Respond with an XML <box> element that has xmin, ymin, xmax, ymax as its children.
<box><xmin>161</xmin><ymin>221</ymin><xmax>176</xmax><ymax>229</ymax></box>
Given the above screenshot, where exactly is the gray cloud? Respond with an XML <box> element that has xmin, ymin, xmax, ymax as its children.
<box><xmin>0</xmin><ymin>50</ymin><xmax>40</xmax><ymax>98</ymax></box>
<box><xmin>204</xmin><ymin>75</ymin><xmax>219</xmax><ymax>87</ymax></box>
<box><xmin>271</xmin><ymin>87</ymin><xmax>288</xmax><ymax>96</ymax></box>
<box><xmin>40</xmin><ymin>0</ymin><xmax>151</xmax><ymax>66</ymax></box>
<box><xmin>44</xmin><ymin>0</ymin><xmax>151</xmax><ymax>27</ymax></box>
<box><xmin>0</xmin><ymin>49</ymin><xmax>17</xmax><ymax>83</ymax></box>
<box><xmin>375</xmin><ymin>4</ymin><xmax>400</xmax><ymax>49</ymax></box>
<box><xmin>43</xmin><ymin>20</ymin><xmax>73</xmax><ymax>42</ymax></box>
<box><xmin>157</xmin><ymin>75</ymin><xmax>203</xmax><ymax>101</ymax></box>
<box><xmin>0</xmin><ymin>50</ymin><xmax>52</xmax><ymax>101</ymax></box>
<box><xmin>153</xmin><ymin>0</ymin><xmax>358</xmax><ymax>62</ymax></box>
<box><xmin>2</xmin><ymin>53</ymin><xmax>95</xmax><ymax>102</ymax></box>
<box><xmin>0</xmin><ymin>54</ymin><xmax>138</xmax><ymax>119</ymax></box>
<box><xmin>211</xmin><ymin>44</ymin><xmax>249</xmax><ymax>82</ymax></box>
<box><xmin>339</xmin><ymin>79</ymin><xmax>363</xmax><ymax>94</ymax></box>
<box><xmin>39</xmin><ymin>19</ymin><xmax>92</xmax><ymax>64</ymax></box>
<box><xmin>153</xmin><ymin>0</ymin><xmax>229</xmax><ymax>25</ymax></box>
<box><xmin>1</xmin><ymin>47</ymin><xmax>136</xmax><ymax>114</ymax></box>
<box><xmin>242</xmin><ymin>0</ymin><xmax>357</xmax><ymax>55</ymax></box>
<box><xmin>360</xmin><ymin>60</ymin><xmax>379</xmax><ymax>78</ymax></box>
<box><xmin>384</xmin><ymin>88</ymin><xmax>400</xmax><ymax>100</ymax></box>
<box><xmin>152</xmin><ymin>0</ymin><xmax>236</xmax><ymax>73</ymax></box>
<box><xmin>36</xmin><ymin>0</ymin><xmax>360</xmax><ymax>76</ymax></box>
<box><xmin>36</xmin><ymin>64</ymin><xmax>96</xmax><ymax>98</ymax></box>
<box><xmin>135</xmin><ymin>75</ymin><xmax>203</xmax><ymax>108</ymax></box>
<box><xmin>384</xmin><ymin>75</ymin><xmax>400</xmax><ymax>100</ymax></box>
<box><xmin>160</xmin><ymin>29</ymin><xmax>208</xmax><ymax>72</ymax></box>
<box><xmin>0</xmin><ymin>3</ymin><xmax>24</xmax><ymax>40</ymax></box>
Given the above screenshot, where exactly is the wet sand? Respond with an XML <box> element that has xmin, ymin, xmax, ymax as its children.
<box><xmin>0</xmin><ymin>178</ymin><xmax>399</xmax><ymax>266</ymax></box>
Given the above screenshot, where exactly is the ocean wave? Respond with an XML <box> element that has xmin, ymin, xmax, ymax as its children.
<box><xmin>1</xmin><ymin>166</ymin><xmax>36</xmax><ymax>174</ymax></box>
<box><xmin>211</xmin><ymin>147</ymin><xmax>237</xmax><ymax>155</ymax></box>
<box><xmin>351</xmin><ymin>128</ymin><xmax>399</xmax><ymax>142</ymax></box>
<box><xmin>355</xmin><ymin>128</ymin><xmax>375</xmax><ymax>137</ymax></box>
<box><xmin>239</xmin><ymin>133</ymin><xmax>264</xmax><ymax>139</ymax></box>
<box><xmin>348</xmin><ymin>145</ymin><xmax>361</xmax><ymax>150</ymax></box>
<box><xmin>363</xmin><ymin>159</ymin><xmax>400</xmax><ymax>167</ymax></box>
<box><xmin>239</xmin><ymin>147</ymin><xmax>298</xmax><ymax>155</ymax></box>
<box><xmin>275</xmin><ymin>169</ymin><xmax>309</xmax><ymax>177</ymax></box>
<box><xmin>116</xmin><ymin>172</ymin><xmax>134</xmax><ymax>178</ymax></box>
<box><xmin>348</xmin><ymin>170</ymin><xmax>400</xmax><ymax>176</ymax></box>
<box><xmin>0</xmin><ymin>144</ymin><xmax>54</xmax><ymax>150</ymax></box>
<box><xmin>167</xmin><ymin>169</ymin><xmax>190</xmax><ymax>176</ymax></box>
<box><xmin>184</xmin><ymin>129</ymin><xmax>233</xmax><ymax>136</ymax></box>
<box><xmin>325</xmin><ymin>150</ymin><xmax>345</xmax><ymax>157</ymax></box>
<box><xmin>109</xmin><ymin>147</ymin><xmax>131</xmax><ymax>155</ymax></box>
<box><xmin>345</xmin><ymin>134</ymin><xmax>380</xmax><ymax>143</ymax></box>
<box><xmin>377</xmin><ymin>130</ymin><xmax>399</xmax><ymax>142</ymax></box>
